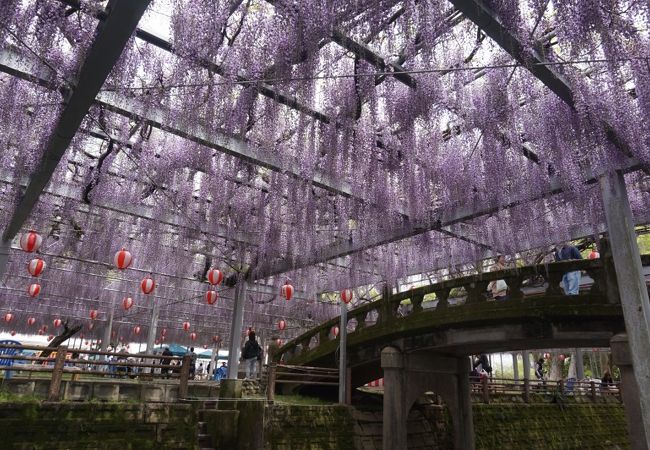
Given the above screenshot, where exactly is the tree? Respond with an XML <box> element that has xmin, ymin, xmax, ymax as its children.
<box><xmin>39</xmin><ymin>320</ymin><xmax>82</xmax><ymax>359</ymax></box>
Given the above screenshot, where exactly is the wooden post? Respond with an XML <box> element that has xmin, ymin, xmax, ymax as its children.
<box><xmin>178</xmin><ymin>355</ymin><xmax>191</xmax><ymax>399</ymax></box>
<box><xmin>523</xmin><ymin>378</ymin><xmax>530</xmax><ymax>403</ymax></box>
<box><xmin>47</xmin><ymin>346</ymin><xmax>68</xmax><ymax>402</ymax></box>
<box><xmin>590</xmin><ymin>381</ymin><xmax>597</xmax><ymax>402</ymax></box>
<box><xmin>481</xmin><ymin>376</ymin><xmax>489</xmax><ymax>404</ymax></box>
<box><xmin>266</xmin><ymin>364</ymin><xmax>276</xmax><ymax>403</ymax></box>
<box><xmin>559</xmin><ymin>379</ymin><xmax>565</xmax><ymax>395</ymax></box>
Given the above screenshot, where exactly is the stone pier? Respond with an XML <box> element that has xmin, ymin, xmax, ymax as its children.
<box><xmin>381</xmin><ymin>346</ymin><xmax>474</xmax><ymax>450</ymax></box>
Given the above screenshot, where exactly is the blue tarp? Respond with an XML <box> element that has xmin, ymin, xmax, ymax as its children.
<box><xmin>153</xmin><ymin>343</ymin><xmax>188</xmax><ymax>356</ymax></box>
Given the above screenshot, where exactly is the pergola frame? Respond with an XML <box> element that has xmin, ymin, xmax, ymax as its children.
<box><xmin>0</xmin><ymin>0</ymin><xmax>645</xmax><ymax>339</ymax></box>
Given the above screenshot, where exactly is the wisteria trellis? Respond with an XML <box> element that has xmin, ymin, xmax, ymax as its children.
<box><xmin>0</xmin><ymin>0</ymin><xmax>649</xmax><ymax>346</ymax></box>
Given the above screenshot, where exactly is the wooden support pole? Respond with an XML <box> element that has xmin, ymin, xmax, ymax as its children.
<box><xmin>590</xmin><ymin>381</ymin><xmax>597</xmax><ymax>402</ymax></box>
<box><xmin>481</xmin><ymin>377</ymin><xmax>489</xmax><ymax>404</ymax></box>
<box><xmin>600</xmin><ymin>170</ymin><xmax>650</xmax><ymax>446</ymax></box>
<box><xmin>523</xmin><ymin>378</ymin><xmax>530</xmax><ymax>403</ymax></box>
<box><xmin>266</xmin><ymin>364</ymin><xmax>276</xmax><ymax>403</ymax></box>
<box><xmin>47</xmin><ymin>346</ymin><xmax>68</xmax><ymax>402</ymax></box>
<box><xmin>178</xmin><ymin>354</ymin><xmax>191</xmax><ymax>399</ymax></box>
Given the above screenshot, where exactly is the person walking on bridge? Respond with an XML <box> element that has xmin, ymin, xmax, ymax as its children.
<box><xmin>554</xmin><ymin>243</ymin><xmax>583</xmax><ymax>295</ymax></box>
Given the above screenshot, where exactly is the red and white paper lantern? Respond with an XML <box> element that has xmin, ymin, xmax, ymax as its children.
<box><xmin>122</xmin><ymin>297</ymin><xmax>134</xmax><ymax>310</ymax></box>
<box><xmin>28</xmin><ymin>283</ymin><xmax>41</xmax><ymax>298</ymax></box>
<box><xmin>189</xmin><ymin>332</ymin><xmax>197</xmax><ymax>341</ymax></box>
<box><xmin>278</xmin><ymin>319</ymin><xmax>286</xmax><ymax>331</ymax></box>
<box><xmin>161</xmin><ymin>328</ymin><xmax>167</xmax><ymax>337</ymax></box>
<box><xmin>212</xmin><ymin>335</ymin><xmax>220</xmax><ymax>343</ymax></box>
<box><xmin>281</xmin><ymin>283</ymin><xmax>294</xmax><ymax>301</ymax></box>
<box><xmin>207</xmin><ymin>268</ymin><xmax>224</xmax><ymax>286</ymax></box>
<box><xmin>182</xmin><ymin>321</ymin><xmax>191</xmax><ymax>332</ymax></box>
<box><xmin>133</xmin><ymin>326</ymin><xmax>141</xmax><ymax>335</ymax></box>
<box><xmin>205</xmin><ymin>290</ymin><xmax>218</xmax><ymax>305</ymax></box>
<box><xmin>331</xmin><ymin>326</ymin><xmax>339</xmax><ymax>337</ymax></box>
<box><xmin>114</xmin><ymin>248</ymin><xmax>132</xmax><ymax>270</ymax></box>
<box><xmin>10</xmin><ymin>330</ymin><xmax>16</xmax><ymax>336</ymax></box>
<box><xmin>276</xmin><ymin>338</ymin><xmax>282</xmax><ymax>346</ymax></box>
<box><xmin>53</xmin><ymin>318</ymin><xmax>62</xmax><ymax>328</ymax></box>
<box><xmin>340</xmin><ymin>289</ymin><xmax>353</xmax><ymax>304</ymax></box>
<box><xmin>140</xmin><ymin>276</ymin><xmax>155</xmax><ymax>295</ymax></box>
<box><xmin>27</xmin><ymin>258</ymin><xmax>46</xmax><ymax>277</ymax></box>
<box><xmin>27</xmin><ymin>317</ymin><xmax>36</xmax><ymax>326</ymax></box>
<box><xmin>20</xmin><ymin>231</ymin><xmax>42</xmax><ymax>253</ymax></box>
<box><xmin>3</xmin><ymin>313</ymin><xmax>13</xmax><ymax>323</ymax></box>
<box><xmin>89</xmin><ymin>310</ymin><xmax>98</xmax><ymax>320</ymax></box>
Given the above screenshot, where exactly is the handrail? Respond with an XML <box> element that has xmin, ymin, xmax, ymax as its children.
<box><xmin>468</xmin><ymin>377</ymin><xmax>621</xmax><ymax>404</ymax></box>
<box><xmin>0</xmin><ymin>344</ymin><xmax>192</xmax><ymax>401</ymax></box>
<box><xmin>275</xmin><ymin>255</ymin><xmax>649</xmax><ymax>363</ymax></box>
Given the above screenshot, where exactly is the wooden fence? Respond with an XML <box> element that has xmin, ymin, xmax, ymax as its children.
<box><xmin>0</xmin><ymin>343</ymin><xmax>192</xmax><ymax>400</ymax></box>
<box><xmin>470</xmin><ymin>377</ymin><xmax>620</xmax><ymax>403</ymax></box>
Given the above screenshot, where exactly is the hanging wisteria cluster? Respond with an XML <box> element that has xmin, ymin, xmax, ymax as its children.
<box><xmin>0</xmin><ymin>0</ymin><xmax>649</xmax><ymax>345</ymax></box>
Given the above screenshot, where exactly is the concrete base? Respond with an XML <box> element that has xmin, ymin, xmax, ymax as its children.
<box><xmin>1</xmin><ymin>376</ymin><xmax>220</xmax><ymax>402</ymax></box>
<box><xmin>381</xmin><ymin>347</ymin><xmax>474</xmax><ymax>450</ymax></box>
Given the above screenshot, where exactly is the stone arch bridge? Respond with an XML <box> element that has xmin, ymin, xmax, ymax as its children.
<box><xmin>273</xmin><ymin>255</ymin><xmax>650</xmax><ymax>449</ymax></box>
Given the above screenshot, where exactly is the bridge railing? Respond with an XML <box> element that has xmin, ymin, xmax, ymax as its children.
<box><xmin>0</xmin><ymin>343</ymin><xmax>191</xmax><ymax>400</ymax></box>
<box><xmin>471</xmin><ymin>377</ymin><xmax>621</xmax><ymax>404</ymax></box>
<box><xmin>276</xmin><ymin>255</ymin><xmax>649</xmax><ymax>362</ymax></box>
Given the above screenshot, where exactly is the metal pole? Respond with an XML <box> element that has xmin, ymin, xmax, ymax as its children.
<box><xmin>101</xmin><ymin>296</ymin><xmax>117</xmax><ymax>351</ymax></box>
<box><xmin>512</xmin><ymin>353</ymin><xmax>519</xmax><ymax>381</ymax></box>
<box><xmin>575</xmin><ymin>349</ymin><xmax>585</xmax><ymax>379</ymax></box>
<box><xmin>0</xmin><ymin>240</ymin><xmax>10</xmax><ymax>286</ymax></box>
<box><xmin>209</xmin><ymin>340</ymin><xmax>219</xmax><ymax>380</ymax></box>
<box><xmin>339</xmin><ymin>302</ymin><xmax>348</xmax><ymax>404</ymax></box>
<box><xmin>522</xmin><ymin>351</ymin><xmax>531</xmax><ymax>380</ymax></box>
<box><xmin>600</xmin><ymin>170</ymin><xmax>650</xmax><ymax>445</ymax></box>
<box><xmin>227</xmin><ymin>277</ymin><xmax>247</xmax><ymax>379</ymax></box>
<box><xmin>145</xmin><ymin>300</ymin><xmax>160</xmax><ymax>355</ymax></box>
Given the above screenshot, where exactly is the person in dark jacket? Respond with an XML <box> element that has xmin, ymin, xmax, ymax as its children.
<box><xmin>161</xmin><ymin>346</ymin><xmax>173</xmax><ymax>378</ymax></box>
<box><xmin>241</xmin><ymin>332</ymin><xmax>262</xmax><ymax>379</ymax></box>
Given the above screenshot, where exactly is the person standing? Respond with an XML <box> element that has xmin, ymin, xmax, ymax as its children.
<box><xmin>188</xmin><ymin>347</ymin><xmax>197</xmax><ymax>380</ymax></box>
<box><xmin>241</xmin><ymin>332</ymin><xmax>262</xmax><ymax>379</ymax></box>
<box><xmin>161</xmin><ymin>346</ymin><xmax>173</xmax><ymax>379</ymax></box>
<box><xmin>588</xmin><ymin>246</ymin><xmax>600</xmax><ymax>260</ymax></box>
<box><xmin>487</xmin><ymin>255</ymin><xmax>508</xmax><ymax>300</ymax></box>
<box><xmin>554</xmin><ymin>243</ymin><xmax>583</xmax><ymax>295</ymax></box>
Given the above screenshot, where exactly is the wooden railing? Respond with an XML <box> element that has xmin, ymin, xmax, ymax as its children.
<box><xmin>265</xmin><ymin>363</ymin><xmax>339</xmax><ymax>402</ymax></box>
<box><xmin>469</xmin><ymin>377</ymin><xmax>621</xmax><ymax>404</ymax></box>
<box><xmin>0</xmin><ymin>343</ymin><xmax>192</xmax><ymax>400</ymax></box>
<box><xmin>276</xmin><ymin>255</ymin><xmax>650</xmax><ymax>363</ymax></box>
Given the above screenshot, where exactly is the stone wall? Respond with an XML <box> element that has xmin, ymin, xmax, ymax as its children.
<box><xmin>0</xmin><ymin>402</ymin><xmax>197</xmax><ymax>450</ymax></box>
<box><xmin>264</xmin><ymin>405</ymin><xmax>356</xmax><ymax>450</ymax></box>
<box><xmin>472</xmin><ymin>403</ymin><xmax>629</xmax><ymax>449</ymax></box>
<box><xmin>350</xmin><ymin>401</ymin><xmax>630</xmax><ymax>450</ymax></box>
